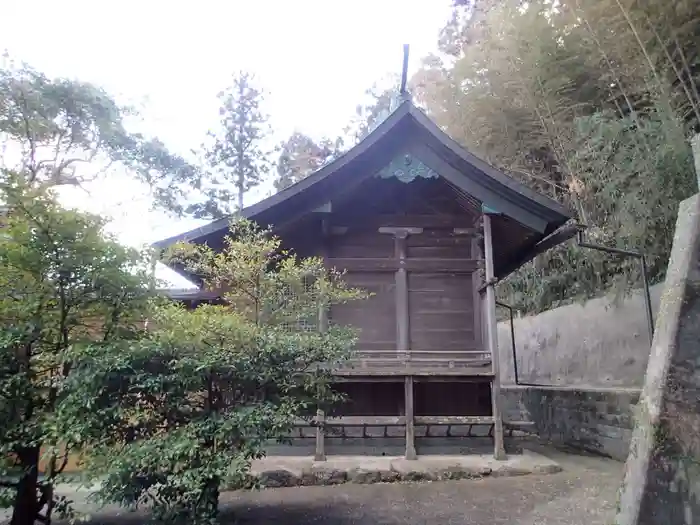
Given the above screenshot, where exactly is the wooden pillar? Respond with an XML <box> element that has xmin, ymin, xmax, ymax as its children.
<box><xmin>396</xmin><ymin>231</ymin><xmax>416</xmax><ymax>460</ymax></box>
<box><xmin>378</xmin><ymin>227</ymin><xmax>422</xmax><ymax>361</ymax></box>
<box><xmin>315</xmin><ymin>408</ymin><xmax>325</xmax><ymax>461</ymax></box>
<box><xmin>483</xmin><ymin>212</ymin><xmax>506</xmax><ymax>460</ymax></box>
<box><xmin>379</xmin><ymin>227</ymin><xmax>422</xmax><ymax>460</ymax></box>
<box><xmin>404</xmin><ymin>376</ymin><xmax>417</xmax><ymax>460</ymax></box>
<box><xmin>395</xmin><ymin>233</ymin><xmax>410</xmax><ymax>358</ymax></box>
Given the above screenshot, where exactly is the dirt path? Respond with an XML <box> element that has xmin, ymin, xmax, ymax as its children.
<box><xmin>67</xmin><ymin>451</ymin><xmax>623</xmax><ymax>525</ymax></box>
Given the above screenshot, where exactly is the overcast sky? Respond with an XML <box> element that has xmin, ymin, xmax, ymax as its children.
<box><xmin>1</xmin><ymin>0</ymin><xmax>453</xmax><ymax>286</ymax></box>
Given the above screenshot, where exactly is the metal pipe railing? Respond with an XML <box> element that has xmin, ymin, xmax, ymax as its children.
<box><xmin>576</xmin><ymin>230</ymin><xmax>654</xmax><ymax>345</ymax></box>
<box><xmin>496</xmin><ymin>301</ymin><xmax>519</xmax><ymax>385</ymax></box>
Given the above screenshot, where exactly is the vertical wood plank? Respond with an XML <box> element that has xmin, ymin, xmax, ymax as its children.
<box><xmin>483</xmin><ymin>213</ymin><xmax>506</xmax><ymax>460</ymax></box>
<box><xmin>404</xmin><ymin>376</ymin><xmax>417</xmax><ymax>460</ymax></box>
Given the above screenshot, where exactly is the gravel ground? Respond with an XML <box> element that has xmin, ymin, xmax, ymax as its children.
<box><xmin>71</xmin><ymin>450</ymin><xmax>624</xmax><ymax>525</ymax></box>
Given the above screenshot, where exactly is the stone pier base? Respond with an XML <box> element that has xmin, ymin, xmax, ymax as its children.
<box><xmin>243</xmin><ymin>450</ymin><xmax>561</xmax><ymax>489</ymax></box>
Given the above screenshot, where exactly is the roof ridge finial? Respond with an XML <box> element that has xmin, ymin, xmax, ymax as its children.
<box><xmin>399</xmin><ymin>43</ymin><xmax>411</xmax><ymax>102</ymax></box>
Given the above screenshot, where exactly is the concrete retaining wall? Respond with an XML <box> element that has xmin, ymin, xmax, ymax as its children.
<box><xmin>502</xmin><ymin>385</ymin><xmax>640</xmax><ymax>460</ymax></box>
<box><xmin>497</xmin><ymin>284</ymin><xmax>664</xmax><ymax>388</ymax></box>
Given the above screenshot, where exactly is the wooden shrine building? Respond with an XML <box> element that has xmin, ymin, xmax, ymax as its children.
<box><xmin>153</xmin><ymin>98</ymin><xmax>573</xmax><ymax>460</ymax></box>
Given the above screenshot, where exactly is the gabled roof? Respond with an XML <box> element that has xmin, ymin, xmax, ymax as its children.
<box><xmin>152</xmin><ymin>100</ymin><xmax>572</xmax><ymax>253</ymax></box>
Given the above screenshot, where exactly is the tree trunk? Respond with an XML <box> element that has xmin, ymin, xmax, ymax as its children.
<box><xmin>197</xmin><ymin>478</ymin><xmax>220</xmax><ymax>522</ymax></box>
<box><xmin>11</xmin><ymin>447</ymin><xmax>40</xmax><ymax>525</ymax></box>
<box><xmin>237</xmin><ymin>178</ymin><xmax>244</xmax><ymax>212</ymax></box>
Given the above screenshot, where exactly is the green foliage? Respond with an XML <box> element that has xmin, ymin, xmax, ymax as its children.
<box><xmin>65</xmin><ymin>219</ymin><xmax>366</xmax><ymax>524</ymax></box>
<box><xmin>0</xmin><ymin>179</ymin><xmax>154</xmax><ymax>524</ymax></box>
<box><xmin>499</xmin><ymin>108</ymin><xmax>695</xmax><ymax>311</ymax></box>
<box><xmin>274</xmin><ymin>132</ymin><xmax>342</xmax><ymax>191</ymax></box>
<box><xmin>193</xmin><ymin>72</ymin><xmax>273</xmax><ymax>218</ymax></box>
<box><xmin>0</xmin><ymin>56</ymin><xmax>201</xmax><ymax>215</ymax></box>
<box><xmin>413</xmin><ymin>0</ymin><xmax>700</xmax><ymax>314</ymax></box>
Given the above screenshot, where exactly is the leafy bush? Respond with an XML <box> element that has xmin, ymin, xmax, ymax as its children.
<box><xmin>63</xmin><ymin>220</ymin><xmax>366</xmax><ymax>524</ymax></box>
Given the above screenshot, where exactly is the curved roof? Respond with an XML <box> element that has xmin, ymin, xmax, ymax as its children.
<box><xmin>153</xmin><ymin>100</ymin><xmax>572</xmax><ymax>252</ymax></box>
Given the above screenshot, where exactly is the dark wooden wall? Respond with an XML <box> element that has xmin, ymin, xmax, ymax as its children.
<box><xmin>278</xmin><ymin>176</ymin><xmax>492</xmax><ymax>420</ymax></box>
<box><xmin>326</xmin><ymin>221</ymin><xmax>483</xmax><ymax>368</ymax></box>
<box><xmin>334</xmin><ymin>380</ymin><xmax>492</xmax><ymax>418</ymax></box>
<box><xmin>406</xmin><ymin>226</ymin><xmax>481</xmax><ymax>364</ymax></box>
<box><xmin>328</xmin><ymin>229</ymin><xmax>397</xmax><ymax>357</ymax></box>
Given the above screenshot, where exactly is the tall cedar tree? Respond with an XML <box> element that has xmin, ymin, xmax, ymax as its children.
<box><xmin>0</xmin><ymin>57</ymin><xmax>200</xmax><ymax>216</ymax></box>
<box><xmin>63</xmin><ymin>220</ymin><xmax>366</xmax><ymax>524</ymax></box>
<box><xmin>274</xmin><ymin>132</ymin><xmax>342</xmax><ymax>191</ymax></box>
<box><xmin>195</xmin><ymin>72</ymin><xmax>272</xmax><ymax>218</ymax></box>
<box><xmin>0</xmin><ymin>179</ymin><xmax>154</xmax><ymax>525</ymax></box>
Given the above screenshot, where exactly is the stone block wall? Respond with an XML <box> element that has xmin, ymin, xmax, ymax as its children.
<box><xmin>502</xmin><ymin>385</ymin><xmax>641</xmax><ymax>460</ymax></box>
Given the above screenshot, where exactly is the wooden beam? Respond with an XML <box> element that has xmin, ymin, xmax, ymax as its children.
<box><xmin>324</xmin><ymin>416</ymin><xmax>405</xmax><ymax>426</ymax></box>
<box><xmin>404</xmin><ymin>376</ymin><xmax>417</xmax><ymax>460</ymax></box>
<box><xmin>333</xmin><ymin>214</ymin><xmax>477</xmax><ymax>230</ymax></box>
<box><xmin>414</xmin><ymin>415</ymin><xmax>494</xmax><ymax>425</ymax></box>
<box><xmin>291</xmin><ymin>416</ymin><xmax>405</xmax><ymax>427</ymax></box>
<box><xmin>327</xmin><ymin>257</ymin><xmax>482</xmax><ymax>273</ymax></box>
<box><xmin>483</xmin><ymin>213</ymin><xmax>506</xmax><ymax>460</ymax></box>
<box><xmin>334</xmin><ymin>367</ymin><xmax>496</xmax><ymax>377</ymax></box>
<box><xmin>327</xmin><ymin>258</ymin><xmax>398</xmax><ymax>272</ymax></box>
<box><xmin>453</xmin><ymin>228</ymin><xmax>479</xmax><ymax>236</ymax></box>
<box><xmin>378</xmin><ymin>226</ymin><xmax>424</xmax><ymax>237</ymax></box>
<box><xmin>404</xmin><ymin>258</ymin><xmax>482</xmax><ymax>273</ymax></box>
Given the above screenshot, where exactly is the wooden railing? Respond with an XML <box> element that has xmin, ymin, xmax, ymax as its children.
<box><xmin>294</xmin><ymin>415</ymin><xmax>495</xmax><ymax>427</ymax></box>
<box><xmin>332</xmin><ymin>349</ymin><xmax>493</xmax><ymax>376</ymax></box>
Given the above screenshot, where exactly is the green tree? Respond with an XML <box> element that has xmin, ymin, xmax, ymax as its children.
<box><xmin>412</xmin><ymin>0</ymin><xmax>699</xmax><ymax>314</ymax></box>
<box><xmin>274</xmin><ymin>132</ymin><xmax>342</xmax><ymax>191</ymax></box>
<box><xmin>0</xmin><ymin>178</ymin><xmax>154</xmax><ymax>525</ymax></box>
<box><xmin>194</xmin><ymin>72</ymin><xmax>273</xmax><ymax>218</ymax></box>
<box><xmin>64</xmin><ymin>220</ymin><xmax>366</xmax><ymax>524</ymax></box>
<box><xmin>0</xmin><ymin>57</ymin><xmax>200</xmax><ymax>216</ymax></box>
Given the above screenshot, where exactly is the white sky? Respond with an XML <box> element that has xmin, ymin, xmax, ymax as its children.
<box><xmin>1</xmin><ymin>0</ymin><xmax>453</xmax><ymax>286</ymax></box>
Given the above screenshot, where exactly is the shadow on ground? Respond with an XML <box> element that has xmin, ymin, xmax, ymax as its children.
<box><xmin>67</xmin><ymin>451</ymin><xmax>624</xmax><ymax>525</ymax></box>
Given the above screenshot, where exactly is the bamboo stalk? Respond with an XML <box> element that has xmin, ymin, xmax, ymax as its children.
<box><xmin>612</xmin><ymin>0</ymin><xmax>662</xmax><ymax>90</ymax></box>
<box><xmin>643</xmin><ymin>15</ymin><xmax>700</xmax><ymax>125</ymax></box>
